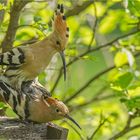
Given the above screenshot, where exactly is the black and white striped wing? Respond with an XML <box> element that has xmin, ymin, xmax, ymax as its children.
<box><xmin>0</xmin><ymin>79</ymin><xmax>29</xmax><ymax>119</ymax></box>
<box><xmin>0</xmin><ymin>48</ymin><xmax>25</xmax><ymax>66</ymax></box>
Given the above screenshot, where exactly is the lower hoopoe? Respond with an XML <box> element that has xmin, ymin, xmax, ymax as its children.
<box><xmin>0</xmin><ymin>76</ymin><xmax>81</xmax><ymax>129</ymax></box>
<box><xmin>0</xmin><ymin>4</ymin><xmax>69</xmax><ymax>90</ymax></box>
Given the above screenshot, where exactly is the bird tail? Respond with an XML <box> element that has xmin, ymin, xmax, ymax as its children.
<box><xmin>0</xmin><ymin>77</ymin><xmax>15</xmax><ymax>103</ymax></box>
<box><xmin>0</xmin><ymin>77</ymin><xmax>24</xmax><ymax>118</ymax></box>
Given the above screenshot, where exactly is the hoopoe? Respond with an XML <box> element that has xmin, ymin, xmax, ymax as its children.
<box><xmin>0</xmin><ymin>77</ymin><xmax>81</xmax><ymax>129</ymax></box>
<box><xmin>0</xmin><ymin>4</ymin><xmax>69</xmax><ymax>89</ymax></box>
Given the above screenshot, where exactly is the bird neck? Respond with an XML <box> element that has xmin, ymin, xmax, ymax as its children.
<box><xmin>35</xmin><ymin>35</ymin><xmax>57</xmax><ymax>55</ymax></box>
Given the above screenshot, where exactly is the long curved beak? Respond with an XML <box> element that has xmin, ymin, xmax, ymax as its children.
<box><xmin>59</xmin><ymin>51</ymin><xmax>66</xmax><ymax>81</ymax></box>
<box><xmin>65</xmin><ymin>114</ymin><xmax>81</xmax><ymax>129</ymax></box>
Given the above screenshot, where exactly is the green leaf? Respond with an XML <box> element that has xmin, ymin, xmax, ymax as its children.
<box><xmin>38</xmin><ymin>71</ymin><xmax>47</xmax><ymax>86</ymax></box>
<box><xmin>5</xmin><ymin>107</ymin><xmax>18</xmax><ymax>118</ymax></box>
<box><xmin>0</xmin><ymin>3</ymin><xmax>5</xmax><ymax>11</ymax></box>
<box><xmin>0</xmin><ymin>102</ymin><xmax>7</xmax><ymax>109</ymax></box>
<box><xmin>113</xmin><ymin>72</ymin><xmax>133</xmax><ymax>89</ymax></box>
<box><xmin>114</xmin><ymin>51</ymin><xmax>128</xmax><ymax>67</ymax></box>
<box><xmin>65</xmin><ymin>49</ymin><xmax>78</xmax><ymax>57</ymax></box>
<box><xmin>128</xmin><ymin>0</ymin><xmax>140</xmax><ymax>16</ymax></box>
<box><xmin>121</xmin><ymin>96</ymin><xmax>140</xmax><ymax>110</ymax></box>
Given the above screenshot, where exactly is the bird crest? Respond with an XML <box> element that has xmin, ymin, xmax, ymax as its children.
<box><xmin>53</xmin><ymin>4</ymin><xmax>69</xmax><ymax>50</ymax></box>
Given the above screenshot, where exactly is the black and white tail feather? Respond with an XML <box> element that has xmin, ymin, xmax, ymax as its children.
<box><xmin>0</xmin><ymin>79</ymin><xmax>27</xmax><ymax>119</ymax></box>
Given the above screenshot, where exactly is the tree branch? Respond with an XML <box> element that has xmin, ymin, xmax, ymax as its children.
<box><xmin>0</xmin><ymin>117</ymin><xmax>68</xmax><ymax>139</ymax></box>
<box><xmin>64</xmin><ymin>51</ymin><xmax>140</xmax><ymax>104</ymax></box>
<box><xmin>0</xmin><ymin>0</ymin><xmax>31</xmax><ymax>52</ymax></box>
<box><xmin>64</xmin><ymin>65</ymin><xmax>115</xmax><ymax>104</ymax></box>
<box><xmin>51</xmin><ymin>29</ymin><xmax>140</xmax><ymax>93</ymax></box>
<box><xmin>65</xmin><ymin>1</ymin><xmax>94</xmax><ymax>18</ymax></box>
<box><xmin>108</xmin><ymin>110</ymin><xmax>140</xmax><ymax>140</ymax></box>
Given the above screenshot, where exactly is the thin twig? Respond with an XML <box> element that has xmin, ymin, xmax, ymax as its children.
<box><xmin>51</xmin><ymin>29</ymin><xmax>140</xmax><ymax>93</ymax></box>
<box><xmin>70</xmin><ymin>86</ymin><xmax>107</xmax><ymax>109</ymax></box>
<box><xmin>109</xmin><ymin>124</ymin><xmax>140</xmax><ymax>140</ymax></box>
<box><xmin>72</xmin><ymin>94</ymin><xmax>114</xmax><ymax>110</ymax></box>
<box><xmin>87</xmin><ymin>114</ymin><xmax>108</xmax><ymax>140</ymax></box>
<box><xmin>88</xmin><ymin>1</ymin><xmax>98</xmax><ymax>50</ymax></box>
<box><xmin>64</xmin><ymin>120</ymin><xmax>84</xmax><ymax>140</ymax></box>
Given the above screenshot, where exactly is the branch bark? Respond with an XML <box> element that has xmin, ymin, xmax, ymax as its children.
<box><xmin>0</xmin><ymin>0</ymin><xmax>31</xmax><ymax>52</ymax></box>
<box><xmin>0</xmin><ymin>117</ymin><xmax>68</xmax><ymax>140</ymax></box>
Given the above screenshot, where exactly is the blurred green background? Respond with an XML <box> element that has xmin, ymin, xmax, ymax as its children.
<box><xmin>0</xmin><ymin>0</ymin><xmax>140</xmax><ymax>139</ymax></box>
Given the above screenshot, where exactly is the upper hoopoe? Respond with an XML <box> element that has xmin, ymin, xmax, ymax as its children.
<box><xmin>0</xmin><ymin>4</ymin><xmax>69</xmax><ymax>89</ymax></box>
<box><xmin>0</xmin><ymin>76</ymin><xmax>81</xmax><ymax>129</ymax></box>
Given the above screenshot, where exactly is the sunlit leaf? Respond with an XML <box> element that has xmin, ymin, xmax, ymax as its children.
<box><xmin>120</xmin><ymin>96</ymin><xmax>140</xmax><ymax>110</ymax></box>
<box><xmin>99</xmin><ymin>10</ymin><xmax>123</xmax><ymax>34</ymax></box>
<box><xmin>0</xmin><ymin>102</ymin><xmax>6</xmax><ymax>109</ymax></box>
<box><xmin>65</xmin><ymin>49</ymin><xmax>78</xmax><ymax>57</ymax></box>
<box><xmin>81</xmin><ymin>55</ymin><xmax>95</xmax><ymax>61</ymax></box>
<box><xmin>38</xmin><ymin>71</ymin><xmax>47</xmax><ymax>86</ymax></box>
<box><xmin>0</xmin><ymin>3</ymin><xmax>5</xmax><ymax>10</ymax></box>
<box><xmin>128</xmin><ymin>0</ymin><xmax>140</xmax><ymax>16</ymax></box>
<box><xmin>5</xmin><ymin>107</ymin><xmax>18</xmax><ymax>118</ymax></box>
<box><xmin>114</xmin><ymin>51</ymin><xmax>128</xmax><ymax>67</ymax></box>
<box><xmin>113</xmin><ymin>72</ymin><xmax>133</xmax><ymax>89</ymax></box>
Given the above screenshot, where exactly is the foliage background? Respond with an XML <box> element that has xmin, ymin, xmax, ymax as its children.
<box><xmin>0</xmin><ymin>0</ymin><xmax>140</xmax><ymax>139</ymax></box>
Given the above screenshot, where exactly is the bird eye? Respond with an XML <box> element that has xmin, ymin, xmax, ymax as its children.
<box><xmin>56</xmin><ymin>108</ymin><xmax>59</xmax><ymax>113</ymax></box>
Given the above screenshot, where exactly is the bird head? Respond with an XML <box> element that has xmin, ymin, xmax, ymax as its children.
<box><xmin>42</xmin><ymin>96</ymin><xmax>81</xmax><ymax>129</ymax></box>
<box><xmin>51</xmin><ymin>4</ymin><xmax>69</xmax><ymax>80</ymax></box>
